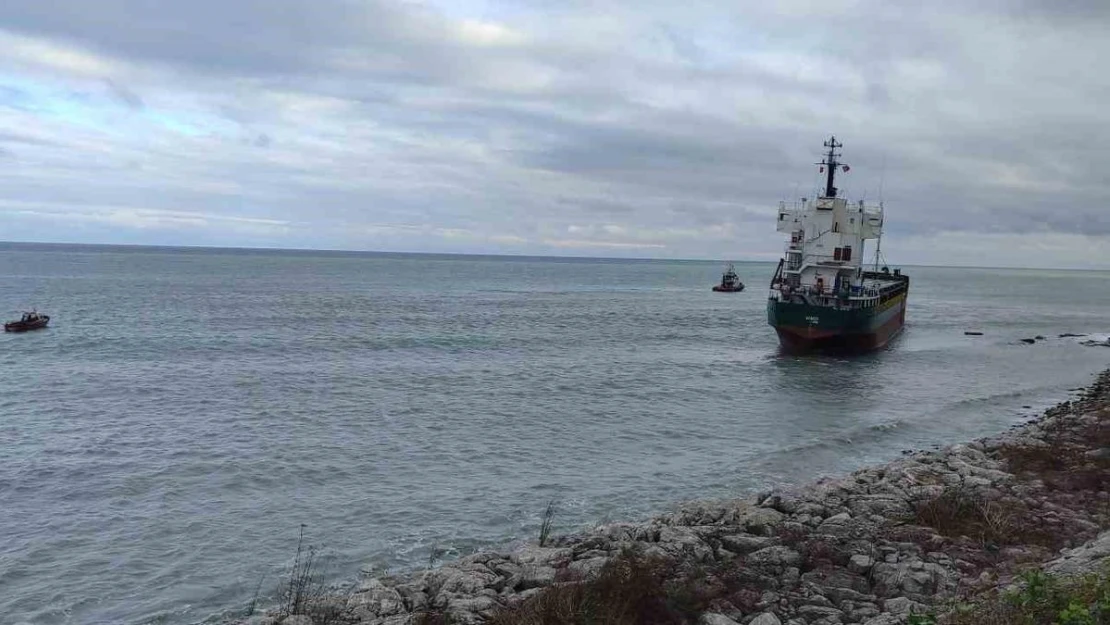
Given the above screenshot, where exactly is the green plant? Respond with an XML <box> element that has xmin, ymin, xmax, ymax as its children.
<box><xmin>538</xmin><ymin>499</ymin><xmax>558</xmax><ymax>547</ymax></box>
<box><xmin>1056</xmin><ymin>601</ymin><xmax>1095</xmax><ymax>625</ymax></box>
<box><xmin>1011</xmin><ymin>570</ymin><xmax>1057</xmax><ymax>614</ymax></box>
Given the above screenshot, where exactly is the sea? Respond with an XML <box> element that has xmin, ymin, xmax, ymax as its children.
<box><xmin>1</xmin><ymin>242</ymin><xmax>1108</xmax><ymax>625</ymax></box>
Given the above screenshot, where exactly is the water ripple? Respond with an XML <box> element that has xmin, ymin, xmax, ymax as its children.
<box><xmin>0</xmin><ymin>247</ymin><xmax>1107</xmax><ymax>624</ymax></box>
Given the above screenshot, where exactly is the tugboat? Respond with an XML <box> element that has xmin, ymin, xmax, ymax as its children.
<box><xmin>712</xmin><ymin>263</ymin><xmax>745</xmax><ymax>292</ymax></box>
<box><xmin>768</xmin><ymin>136</ymin><xmax>909</xmax><ymax>352</ymax></box>
<box><xmin>5</xmin><ymin>311</ymin><xmax>50</xmax><ymax>332</ymax></box>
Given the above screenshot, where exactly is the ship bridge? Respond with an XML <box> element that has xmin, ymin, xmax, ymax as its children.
<box><xmin>769</xmin><ymin>136</ymin><xmax>890</xmax><ymax>307</ymax></box>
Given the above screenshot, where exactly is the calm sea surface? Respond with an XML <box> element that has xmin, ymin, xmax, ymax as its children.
<box><xmin>1</xmin><ymin>243</ymin><xmax>1108</xmax><ymax>624</ymax></box>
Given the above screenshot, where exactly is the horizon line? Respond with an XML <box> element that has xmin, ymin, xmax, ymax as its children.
<box><xmin>1</xmin><ymin>239</ymin><xmax>1107</xmax><ymax>273</ymax></box>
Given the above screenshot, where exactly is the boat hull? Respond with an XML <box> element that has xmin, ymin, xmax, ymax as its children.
<box><xmin>768</xmin><ymin>292</ymin><xmax>907</xmax><ymax>353</ymax></box>
<box><xmin>712</xmin><ymin>285</ymin><xmax>744</xmax><ymax>292</ymax></box>
<box><xmin>4</xmin><ymin>318</ymin><xmax>49</xmax><ymax>332</ymax></box>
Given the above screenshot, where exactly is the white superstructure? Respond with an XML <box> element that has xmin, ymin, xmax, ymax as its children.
<box><xmin>770</xmin><ymin>137</ymin><xmax>891</xmax><ymax>306</ymax></box>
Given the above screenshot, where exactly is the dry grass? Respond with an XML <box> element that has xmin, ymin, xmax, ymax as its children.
<box><xmin>484</xmin><ymin>548</ymin><xmax>730</xmax><ymax>625</ymax></box>
<box><xmin>909</xmin><ymin>486</ymin><xmax>1043</xmax><ymax>547</ymax></box>
<box><xmin>274</xmin><ymin>525</ymin><xmax>356</xmax><ymax>625</ymax></box>
<box><xmin>771</xmin><ymin>522</ymin><xmax>856</xmax><ymax>572</ymax></box>
<box><xmin>998</xmin><ymin>418</ymin><xmax>1110</xmax><ymax>494</ymax></box>
<box><xmin>413</xmin><ymin>613</ymin><xmax>454</xmax><ymax>625</ymax></box>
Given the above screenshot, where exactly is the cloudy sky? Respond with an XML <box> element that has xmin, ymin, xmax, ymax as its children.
<box><xmin>1</xmin><ymin>0</ymin><xmax>1108</xmax><ymax>268</ymax></box>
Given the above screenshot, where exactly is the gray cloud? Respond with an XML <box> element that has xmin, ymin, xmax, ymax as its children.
<box><xmin>0</xmin><ymin>0</ymin><xmax>1108</xmax><ymax>267</ymax></box>
<box><xmin>104</xmin><ymin>78</ymin><xmax>143</xmax><ymax>109</ymax></box>
<box><xmin>2</xmin><ymin>0</ymin><xmax>371</xmax><ymax>74</ymax></box>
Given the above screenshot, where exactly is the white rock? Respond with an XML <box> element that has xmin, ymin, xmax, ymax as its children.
<box><xmin>747</xmin><ymin>546</ymin><xmax>802</xmax><ymax>568</ymax></box>
<box><xmin>447</xmin><ymin>594</ymin><xmax>498</xmax><ymax>614</ymax></box>
<box><xmin>430</xmin><ymin>567</ymin><xmax>499</xmax><ymax>595</ymax></box>
<box><xmin>883</xmin><ymin>596</ymin><xmax>927</xmax><ymax>615</ymax></box>
<box><xmin>718</xmin><ymin>503</ymin><xmax>785</xmax><ymax>534</ymax></box>
<box><xmin>700</xmin><ymin>613</ymin><xmax>742</xmax><ymax>625</ymax></box>
<box><xmin>567</xmin><ymin>556</ymin><xmax>608</xmax><ymax>578</ymax></box>
<box><xmin>720</xmin><ymin>534</ymin><xmax>777</xmax><ymax>554</ymax></box>
<box><xmin>749</xmin><ymin>613</ymin><xmax>783</xmax><ymax>625</ymax></box>
<box><xmin>1084</xmin><ymin>448</ymin><xmax>1110</xmax><ymax>461</ymax></box>
<box><xmin>1046</xmin><ymin>530</ymin><xmax>1110</xmax><ymax>576</ymax></box>
<box><xmin>795</xmin><ymin>605</ymin><xmax>843</xmax><ymax>619</ymax></box>
<box><xmin>510</xmin><ymin>546</ymin><xmax>572</xmax><ymax>566</ymax></box>
<box><xmin>517</xmin><ymin>564</ymin><xmax>557</xmax><ymax>589</ymax></box>
<box><xmin>659</xmin><ymin>525</ymin><xmax>705</xmax><ymax>546</ymax></box>
<box><xmin>849</xmin><ymin>554</ymin><xmax>874</xmax><ymax>574</ymax></box>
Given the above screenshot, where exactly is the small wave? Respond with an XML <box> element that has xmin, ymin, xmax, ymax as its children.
<box><xmin>764</xmin><ymin>417</ymin><xmax>918</xmax><ymax>459</ymax></box>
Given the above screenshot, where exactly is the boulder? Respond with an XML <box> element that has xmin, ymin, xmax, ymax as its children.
<box><xmin>516</xmin><ymin>565</ymin><xmax>557</xmax><ymax>590</ymax></box>
<box><xmin>1084</xmin><ymin>448</ymin><xmax>1110</xmax><ymax>461</ymax></box>
<box><xmin>849</xmin><ymin>554</ymin><xmax>875</xmax><ymax>574</ymax></box>
<box><xmin>795</xmin><ymin>605</ymin><xmax>843</xmax><ymax>620</ymax></box>
<box><xmin>700</xmin><ymin>613</ymin><xmax>742</xmax><ymax>625</ymax></box>
<box><xmin>883</xmin><ymin>596</ymin><xmax>927</xmax><ymax>615</ymax></box>
<box><xmin>747</xmin><ymin>546</ymin><xmax>803</xmax><ymax>569</ymax></box>
<box><xmin>567</xmin><ymin>556</ymin><xmax>608</xmax><ymax>578</ymax></box>
<box><xmin>720</xmin><ymin>534</ymin><xmax>779</xmax><ymax>554</ymax></box>
<box><xmin>510</xmin><ymin>546</ymin><xmax>572</xmax><ymax>567</ymax></box>
<box><xmin>724</xmin><ymin>504</ymin><xmax>785</xmax><ymax>535</ymax></box>
<box><xmin>749</xmin><ymin>613</ymin><xmax>783</xmax><ymax>625</ymax></box>
<box><xmin>1046</xmin><ymin>530</ymin><xmax>1110</xmax><ymax>576</ymax></box>
<box><xmin>428</xmin><ymin>567</ymin><xmax>499</xmax><ymax>596</ymax></box>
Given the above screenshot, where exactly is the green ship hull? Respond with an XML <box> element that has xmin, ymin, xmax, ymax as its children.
<box><xmin>768</xmin><ymin>278</ymin><xmax>909</xmax><ymax>353</ymax></box>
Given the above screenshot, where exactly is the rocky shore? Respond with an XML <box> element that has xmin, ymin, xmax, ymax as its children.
<box><xmin>241</xmin><ymin>369</ymin><xmax>1110</xmax><ymax>625</ymax></box>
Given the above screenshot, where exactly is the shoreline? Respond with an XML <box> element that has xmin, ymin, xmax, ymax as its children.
<box><xmin>237</xmin><ymin>367</ymin><xmax>1110</xmax><ymax>625</ymax></box>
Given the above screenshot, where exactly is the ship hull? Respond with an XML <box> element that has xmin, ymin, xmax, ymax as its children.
<box><xmin>768</xmin><ymin>291</ymin><xmax>907</xmax><ymax>353</ymax></box>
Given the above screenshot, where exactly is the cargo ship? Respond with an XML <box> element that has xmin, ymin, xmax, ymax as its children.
<box><xmin>768</xmin><ymin>137</ymin><xmax>908</xmax><ymax>352</ymax></box>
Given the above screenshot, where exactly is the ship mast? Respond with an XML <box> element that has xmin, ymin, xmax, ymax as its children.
<box><xmin>873</xmin><ymin>202</ymin><xmax>884</xmax><ymax>271</ymax></box>
<box><xmin>818</xmin><ymin>136</ymin><xmax>844</xmax><ymax>198</ymax></box>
